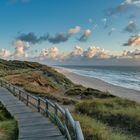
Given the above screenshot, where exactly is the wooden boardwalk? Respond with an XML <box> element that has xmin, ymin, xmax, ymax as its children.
<box><xmin>0</xmin><ymin>87</ymin><xmax>65</xmax><ymax>140</ymax></box>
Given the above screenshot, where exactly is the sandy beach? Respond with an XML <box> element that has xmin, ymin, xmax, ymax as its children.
<box><xmin>55</xmin><ymin>67</ymin><xmax>140</xmax><ymax>103</ymax></box>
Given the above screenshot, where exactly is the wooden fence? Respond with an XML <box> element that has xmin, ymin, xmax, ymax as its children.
<box><xmin>0</xmin><ymin>79</ymin><xmax>84</xmax><ymax>140</ymax></box>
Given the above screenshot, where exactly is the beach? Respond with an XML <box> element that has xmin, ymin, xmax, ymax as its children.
<box><xmin>55</xmin><ymin>67</ymin><xmax>140</xmax><ymax>103</ymax></box>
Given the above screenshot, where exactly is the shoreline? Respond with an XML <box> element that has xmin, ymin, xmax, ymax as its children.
<box><xmin>55</xmin><ymin>67</ymin><xmax>140</xmax><ymax>103</ymax></box>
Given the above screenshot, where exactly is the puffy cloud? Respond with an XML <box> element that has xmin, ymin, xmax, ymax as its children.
<box><xmin>0</xmin><ymin>49</ymin><xmax>11</xmax><ymax>58</ymax></box>
<box><xmin>68</xmin><ymin>26</ymin><xmax>81</xmax><ymax>34</ymax></box>
<box><xmin>16</xmin><ymin>32</ymin><xmax>48</xmax><ymax>44</ymax></box>
<box><xmin>40</xmin><ymin>47</ymin><xmax>58</xmax><ymax>59</ymax></box>
<box><xmin>124</xmin><ymin>21</ymin><xmax>138</xmax><ymax>33</ymax></box>
<box><xmin>83</xmin><ymin>46</ymin><xmax>111</xmax><ymax>59</ymax></box>
<box><xmin>70</xmin><ymin>45</ymin><xmax>83</xmax><ymax>56</ymax></box>
<box><xmin>121</xmin><ymin>49</ymin><xmax>140</xmax><ymax>58</ymax></box>
<box><xmin>14</xmin><ymin>40</ymin><xmax>31</xmax><ymax>57</ymax></box>
<box><xmin>124</xmin><ymin>34</ymin><xmax>140</xmax><ymax>46</ymax></box>
<box><xmin>40</xmin><ymin>48</ymin><xmax>49</xmax><ymax>57</ymax></box>
<box><xmin>78</xmin><ymin>29</ymin><xmax>92</xmax><ymax>42</ymax></box>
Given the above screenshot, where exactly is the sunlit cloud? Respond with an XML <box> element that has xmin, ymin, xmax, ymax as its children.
<box><xmin>68</xmin><ymin>26</ymin><xmax>81</xmax><ymax>34</ymax></box>
<box><xmin>124</xmin><ymin>34</ymin><xmax>140</xmax><ymax>46</ymax></box>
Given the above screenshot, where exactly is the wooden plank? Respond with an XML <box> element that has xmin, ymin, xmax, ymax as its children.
<box><xmin>0</xmin><ymin>87</ymin><xmax>64</xmax><ymax>140</ymax></box>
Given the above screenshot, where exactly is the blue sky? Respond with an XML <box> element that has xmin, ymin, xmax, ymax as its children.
<box><xmin>0</xmin><ymin>0</ymin><xmax>140</xmax><ymax>65</ymax></box>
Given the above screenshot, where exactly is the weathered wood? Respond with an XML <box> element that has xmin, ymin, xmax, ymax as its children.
<box><xmin>0</xmin><ymin>87</ymin><xmax>64</xmax><ymax>140</ymax></box>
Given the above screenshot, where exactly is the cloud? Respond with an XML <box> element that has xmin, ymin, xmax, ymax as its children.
<box><xmin>48</xmin><ymin>26</ymin><xmax>81</xmax><ymax>44</ymax></box>
<box><xmin>71</xmin><ymin>45</ymin><xmax>84</xmax><ymax>56</ymax></box>
<box><xmin>38</xmin><ymin>45</ymin><xmax>112</xmax><ymax>63</ymax></box>
<box><xmin>14</xmin><ymin>40</ymin><xmax>31</xmax><ymax>57</ymax></box>
<box><xmin>83</xmin><ymin>46</ymin><xmax>111</xmax><ymax>59</ymax></box>
<box><xmin>0</xmin><ymin>49</ymin><xmax>11</xmax><ymax>58</ymax></box>
<box><xmin>107</xmin><ymin>0</ymin><xmax>140</xmax><ymax>16</ymax></box>
<box><xmin>78</xmin><ymin>29</ymin><xmax>92</xmax><ymax>42</ymax></box>
<box><xmin>48</xmin><ymin>33</ymin><xmax>70</xmax><ymax>44</ymax></box>
<box><xmin>68</xmin><ymin>26</ymin><xmax>81</xmax><ymax>34</ymax></box>
<box><xmin>2</xmin><ymin>43</ymin><xmax>140</xmax><ymax>66</ymax></box>
<box><xmin>124</xmin><ymin>21</ymin><xmax>138</xmax><ymax>33</ymax></box>
<box><xmin>16</xmin><ymin>32</ymin><xmax>48</xmax><ymax>44</ymax></box>
<box><xmin>40</xmin><ymin>47</ymin><xmax>59</xmax><ymax>59</ymax></box>
<box><xmin>38</xmin><ymin>46</ymin><xmax>140</xmax><ymax>66</ymax></box>
<box><xmin>16</xmin><ymin>26</ymin><xmax>81</xmax><ymax>45</ymax></box>
<box><xmin>121</xmin><ymin>49</ymin><xmax>140</xmax><ymax>58</ymax></box>
<box><xmin>124</xmin><ymin>34</ymin><xmax>140</xmax><ymax>46</ymax></box>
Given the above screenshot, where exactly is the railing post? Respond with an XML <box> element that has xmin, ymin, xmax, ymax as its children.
<box><xmin>65</xmin><ymin>109</ymin><xmax>68</xmax><ymax>127</ymax></box>
<box><xmin>38</xmin><ymin>98</ymin><xmax>40</xmax><ymax>112</ymax></box>
<box><xmin>26</xmin><ymin>94</ymin><xmax>29</xmax><ymax>106</ymax></box>
<box><xmin>13</xmin><ymin>87</ymin><xmax>15</xmax><ymax>95</ymax></box>
<box><xmin>75</xmin><ymin>121</ymin><xmax>84</xmax><ymax>140</ymax></box>
<box><xmin>46</xmin><ymin>101</ymin><xmax>49</xmax><ymax>117</ymax></box>
<box><xmin>19</xmin><ymin>91</ymin><xmax>21</xmax><ymax>100</ymax></box>
<box><xmin>54</xmin><ymin>103</ymin><xmax>58</xmax><ymax>122</ymax></box>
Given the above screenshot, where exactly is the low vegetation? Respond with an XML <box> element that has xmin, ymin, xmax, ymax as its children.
<box><xmin>75</xmin><ymin>98</ymin><xmax>140</xmax><ymax>138</ymax></box>
<box><xmin>0</xmin><ymin>102</ymin><xmax>18</xmax><ymax>140</ymax></box>
<box><xmin>74</xmin><ymin>114</ymin><xmax>139</xmax><ymax>140</ymax></box>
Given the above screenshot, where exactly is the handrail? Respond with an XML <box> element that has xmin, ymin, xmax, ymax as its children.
<box><xmin>0</xmin><ymin>79</ymin><xmax>84</xmax><ymax>140</ymax></box>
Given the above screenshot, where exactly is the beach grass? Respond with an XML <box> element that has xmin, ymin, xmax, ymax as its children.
<box><xmin>0</xmin><ymin>102</ymin><xmax>18</xmax><ymax>140</ymax></box>
<box><xmin>75</xmin><ymin>98</ymin><xmax>140</xmax><ymax>137</ymax></box>
<box><xmin>74</xmin><ymin>114</ymin><xmax>139</xmax><ymax>140</ymax></box>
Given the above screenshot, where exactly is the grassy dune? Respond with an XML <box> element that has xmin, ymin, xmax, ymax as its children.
<box><xmin>75</xmin><ymin>98</ymin><xmax>140</xmax><ymax>139</ymax></box>
<box><xmin>0</xmin><ymin>103</ymin><xmax>18</xmax><ymax>140</ymax></box>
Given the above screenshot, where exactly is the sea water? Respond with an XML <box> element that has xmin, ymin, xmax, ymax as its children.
<box><xmin>59</xmin><ymin>65</ymin><xmax>140</xmax><ymax>91</ymax></box>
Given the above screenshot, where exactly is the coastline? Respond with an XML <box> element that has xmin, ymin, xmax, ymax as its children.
<box><xmin>55</xmin><ymin>67</ymin><xmax>140</xmax><ymax>103</ymax></box>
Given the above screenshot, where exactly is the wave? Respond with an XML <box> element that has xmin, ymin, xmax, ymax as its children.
<box><xmin>59</xmin><ymin>66</ymin><xmax>140</xmax><ymax>91</ymax></box>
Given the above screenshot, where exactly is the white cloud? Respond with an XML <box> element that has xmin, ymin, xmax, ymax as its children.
<box><xmin>14</xmin><ymin>40</ymin><xmax>31</xmax><ymax>58</ymax></box>
<box><xmin>40</xmin><ymin>47</ymin><xmax>59</xmax><ymax>60</ymax></box>
<box><xmin>70</xmin><ymin>45</ymin><xmax>83</xmax><ymax>56</ymax></box>
<box><xmin>68</xmin><ymin>26</ymin><xmax>81</xmax><ymax>34</ymax></box>
<box><xmin>0</xmin><ymin>49</ymin><xmax>11</xmax><ymax>58</ymax></box>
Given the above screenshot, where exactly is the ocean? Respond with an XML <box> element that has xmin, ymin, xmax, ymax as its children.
<box><xmin>58</xmin><ymin>65</ymin><xmax>140</xmax><ymax>91</ymax></box>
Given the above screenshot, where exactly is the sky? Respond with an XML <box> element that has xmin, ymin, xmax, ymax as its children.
<box><xmin>0</xmin><ymin>0</ymin><xmax>140</xmax><ymax>66</ymax></box>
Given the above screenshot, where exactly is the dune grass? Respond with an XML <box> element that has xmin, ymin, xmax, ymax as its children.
<box><xmin>0</xmin><ymin>120</ymin><xmax>18</xmax><ymax>140</ymax></box>
<box><xmin>75</xmin><ymin>98</ymin><xmax>140</xmax><ymax>137</ymax></box>
<box><xmin>74</xmin><ymin>114</ymin><xmax>139</xmax><ymax>140</ymax></box>
<box><xmin>0</xmin><ymin>103</ymin><xmax>18</xmax><ymax>140</ymax></box>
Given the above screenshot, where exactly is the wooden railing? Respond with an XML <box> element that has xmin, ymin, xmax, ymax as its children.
<box><xmin>0</xmin><ymin>79</ymin><xmax>84</xmax><ymax>140</ymax></box>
